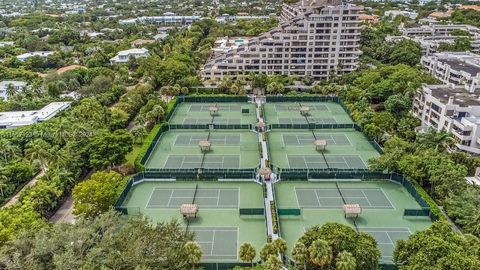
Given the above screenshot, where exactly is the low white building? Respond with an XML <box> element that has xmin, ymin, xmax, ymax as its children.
<box><xmin>0</xmin><ymin>41</ymin><xmax>14</xmax><ymax>47</ymax></box>
<box><xmin>384</xmin><ymin>10</ymin><xmax>418</xmax><ymax>20</ymax></box>
<box><xmin>110</xmin><ymin>48</ymin><xmax>149</xmax><ymax>64</ymax></box>
<box><xmin>17</xmin><ymin>51</ymin><xmax>54</xmax><ymax>61</ymax></box>
<box><xmin>0</xmin><ymin>102</ymin><xmax>72</xmax><ymax>129</ymax></box>
<box><xmin>0</xmin><ymin>81</ymin><xmax>27</xmax><ymax>100</ymax></box>
<box><xmin>413</xmin><ymin>84</ymin><xmax>480</xmax><ymax>154</ymax></box>
<box><xmin>421</xmin><ymin>52</ymin><xmax>480</xmax><ymax>92</ymax></box>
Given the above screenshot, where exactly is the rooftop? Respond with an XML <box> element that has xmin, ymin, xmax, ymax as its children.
<box><xmin>0</xmin><ymin>102</ymin><xmax>71</xmax><ymax>128</ymax></box>
<box><xmin>426</xmin><ymin>85</ymin><xmax>480</xmax><ymax>107</ymax></box>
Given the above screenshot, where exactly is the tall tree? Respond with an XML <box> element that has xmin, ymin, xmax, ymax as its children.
<box><xmin>309</xmin><ymin>239</ymin><xmax>332</xmax><ymax>268</ymax></box>
<box><xmin>184</xmin><ymin>241</ymin><xmax>202</xmax><ymax>270</ymax></box>
<box><xmin>238</xmin><ymin>242</ymin><xmax>256</xmax><ymax>266</ymax></box>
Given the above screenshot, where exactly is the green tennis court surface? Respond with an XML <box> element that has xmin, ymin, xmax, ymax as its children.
<box><xmin>144</xmin><ymin>130</ymin><xmax>259</xmax><ymax>170</ymax></box>
<box><xmin>147</xmin><ymin>187</ymin><xmax>239</xmax><ymax>208</ymax></box>
<box><xmin>287</xmin><ymin>155</ymin><xmax>367</xmax><ymax>169</ymax></box>
<box><xmin>122</xmin><ymin>181</ymin><xmax>265</xmax><ymax>262</ymax></box>
<box><xmin>264</xmin><ymin>102</ymin><xmax>353</xmax><ymax>125</ymax></box>
<box><xmin>359</xmin><ymin>227</ymin><xmax>411</xmax><ymax>263</ymax></box>
<box><xmin>268</xmin><ymin>129</ymin><xmax>379</xmax><ymax>170</ymax></box>
<box><xmin>276</xmin><ymin>181</ymin><xmax>432</xmax><ymax>264</ymax></box>
<box><xmin>191</xmin><ymin>227</ymin><xmax>238</xmax><ymax>260</ymax></box>
<box><xmin>283</xmin><ymin>133</ymin><xmax>350</xmax><ymax>146</ymax></box>
<box><xmin>295</xmin><ymin>187</ymin><xmax>393</xmax><ymax>209</ymax></box>
<box><xmin>169</xmin><ymin>102</ymin><xmax>256</xmax><ymax>125</ymax></box>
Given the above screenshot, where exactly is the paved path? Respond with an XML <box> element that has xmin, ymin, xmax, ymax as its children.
<box><xmin>1</xmin><ymin>169</ymin><xmax>45</xmax><ymax>209</ymax></box>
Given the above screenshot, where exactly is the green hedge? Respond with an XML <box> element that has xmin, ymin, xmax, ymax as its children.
<box><xmin>134</xmin><ymin>123</ymin><xmax>165</xmax><ymax>172</ymax></box>
<box><xmin>413</xmin><ymin>182</ymin><xmax>446</xmax><ymax>222</ymax></box>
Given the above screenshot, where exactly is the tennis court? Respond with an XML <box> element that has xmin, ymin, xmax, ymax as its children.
<box><xmin>359</xmin><ymin>227</ymin><xmax>411</xmax><ymax>263</ymax></box>
<box><xmin>275</xmin><ymin>181</ymin><xmax>433</xmax><ymax>264</ymax></box>
<box><xmin>169</xmin><ymin>102</ymin><xmax>256</xmax><ymax>125</ymax></box>
<box><xmin>175</xmin><ymin>134</ymin><xmax>241</xmax><ymax>146</ymax></box>
<box><xmin>121</xmin><ymin>181</ymin><xmax>266</xmax><ymax>262</ymax></box>
<box><xmin>146</xmin><ymin>186</ymin><xmax>239</xmax><ymax>208</ymax></box>
<box><xmin>264</xmin><ymin>102</ymin><xmax>353</xmax><ymax>125</ymax></box>
<box><xmin>287</xmin><ymin>155</ymin><xmax>367</xmax><ymax>169</ymax></box>
<box><xmin>295</xmin><ymin>187</ymin><xmax>393</xmax><ymax>209</ymax></box>
<box><xmin>277</xmin><ymin>117</ymin><xmax>337</xmax><ymax>125</ymax></box>
<box><xmin>268</xmin><ymin>130</ymin><xmax>379</xmax><ymax>170</ymax></box>
<box><xmin>144</xmin><ymin>130</ymin><xmax>259</xmax><ymax>170</ymax></box>
<box><xmin>191</xmin><ymin>227</ymin><xmax>239</xmax><ymax>260</ymax></box>
<box><xmin>283</xmin><ymin>133</ymin><xmax>350</xmax><ymax>146</ymax></box>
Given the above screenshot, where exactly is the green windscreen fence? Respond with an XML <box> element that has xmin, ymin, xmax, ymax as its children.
<box><xmin>404</xmin><ymin>208</ymin><xmax>431</xmax><ymax>217</ymax></box>
<box><xmin>278</xmin><ymin>208</ymin><xmax>302</xmax><ymax>216</ymax></box>
<box><xmin>183</xmin><ymin>96</ymin><xmax>249</xmax><ymax>102</ymax></box>
<box><xmin>239</xmin><ymin>208</ymin><xmax>265</xmax><ymax>215</ymax></box>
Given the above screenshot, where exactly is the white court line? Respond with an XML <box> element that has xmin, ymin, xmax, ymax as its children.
<box><xmin>379</xmin><ymin>187</ymin><xmax>396</xmax><ymax>210</ymax></box>
<box><xmin>385</xmin><ymin>233</ymin><xmax>395</xmax><ymax>245</ymax></box>
<box><xmin>216</xmin><ymin>189</ymin><xmax>220</xmax><ymax>206</ymax></box>
<box><xmin>145</xmin><ymin>188</ymin><xmax>158</xmax><ymax>209</ymax></box>
<box><xmin>314</xmin><ymin>189</ymin><xmax>323</xmax><ymax>207</ymax></box>
<box><xmin>361</xmin><ymin>190</ymin><xmax>373</xmax><ymax>207</ymax></box>
<box><xmin>210</xmin><ymin>230</ymin><xmax>216</xmax><ymax>256</ymax></box>
<box><xmin>166</xmin><ymin>189</ymin><xmax>175</xmax><ymax>206</ymax></box>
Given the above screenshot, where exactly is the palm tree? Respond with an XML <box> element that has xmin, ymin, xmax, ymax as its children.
<box><xmin>260</xmin><ymin>242</ymin><xmax>277</xmax><ymax>261</ymax></box>
<box><xmin>24</xmin><ymin>139</ymin><xmax>52</xmax><ymax>173</ymax></box>
<box><xmin>465</xmin><ymin>210</ymin><xmax>480</xmax><ymax>236</ymax></box>
<box><xmin>417</xmin><ymin>128</ymin><xmax>455</xmax><ymax>152</ymax></box>
<box><xmin>272</xmin><ymin>237</ymin><xmax>287</xmax><ymax>257</ymax></box>
<box><xmin>292</xmin><ymin>241</ymin><xmax>308</xmax><ymax>270</ymax></box>
<box><xmin>238</xmin><ymin>242</ymin><xmax>256</xmax><ymax>266</ymax></box>
<box><xmin>184</xmin><ymin>241</ymin><xmax>202</xmax><ymax>270</ymax></box>
<box><xmin>131</xmin><ymin>126</ymin><xmax>147</xmax><ymax>144</ymax></box>
<box><xmin>265</xmin><ymin>255</ymin><xmax>282</xmax><ymax>270</ymax></box>
<box><xmin>309</xmin><ymin>239</ymin><xmax>333</xmax><ymax>268</ymax></box>
<box><xmin>0</xmin><ymin>175</ymin><xmax>8</xmax><ymax>198</ymax></box>
<box><xmin>0</xmin><ymin>139</ymin><xmax>20</xmax><ymax>164</ymax></box>
<box><xmin>5</xmin><ymin>84</ymin><xmax>17</xmax><ymax>98</ymax></box>
<box><xmin>335</xmin><ymin>251</ymin><xmax>356</xmax><ymax>270</ymax></box>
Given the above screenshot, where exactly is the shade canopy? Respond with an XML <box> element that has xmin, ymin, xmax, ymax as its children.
<box><xmin>300</xmin><ymin>106</ymin><xmax>310</xmax><ymax>115</ymax></box>
<box><xmin>199</xmin><ymin>140</ymin><xmax>212</xmax><ymax>151</ymax></box>
<box><xmin>343</xmin><ymin>204</ymin><xmax>362</xmax><ymax>218</ymax></box>
<box><xmin>314</xmin><ymin>139</ymin><xmax>327</xmax><ymax>151</ymax></box>
<box><xmin>181</xmin><ymin>204</ymin><xmax>199</xmax><ymax>218</ymax></box>
<box><xmin>209</xmin><ymin>106</ymin><xmax>219</xmax><ymax>115</ymax></box>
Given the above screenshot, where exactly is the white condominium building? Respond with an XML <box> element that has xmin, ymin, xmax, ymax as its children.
<box><xmin>202</xmin><ymin>0</ymin><xmax>363</xmax><ymax>81</ymax></box>
<box><xmin>110</xmin><ymin>48</ymin><xmax>149</xmax><ymax>64</ymax></box>
<box><xmin>421</xmin><ymin>52</ymin><xmax>480</xmax><ymax>92</ymax></box>
<box><xmin>413</xmin><ymin>84</ymin><xmax>480</xmax><ymax>154</ymax></box>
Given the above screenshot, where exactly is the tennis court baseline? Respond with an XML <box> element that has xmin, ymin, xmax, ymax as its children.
<box><xmin>283</xmin><ymin>134</ymin><xmax>351</xmax><ymax>146</ymax></box>
<box><xmin>287</xmin><ymin>155</ymin><xmax>366</xmax><ymax>169</ymax></box>
<box><xmin>359</xmin><ymin>227</ymin><xmax>411</xmax><ymax>263</ymax></box>
<box><xmin>278</xmin><ymin>118</ymin><xmax>337</xmax><ymax>124</ymax></box>
<box><xmin>274</xmin><ymin>104</ymin><xmax>328</xmax><ymax>112</ymax></box>
<box><xmin>146</xmin><ymin>187</ymin><xmax>239</xmax><ymax>208</ymax></box>
<box><xmin>295</xmin><ymin>187</ymin><xmax>393</xmax><ymax>209</ymax></box>
<box><xmin>164</xmin><ymin>154</ymin><xmax>240</xmax><ymax>169</ymax></box>
<box><xmin>175</xmin><ymin>134</ymin><xmax>241</xmax><ymax>146</ymax></box>
<box><xmin>191</xmin><ymin>227</ymin><xmax>238</xmax><ymax>260</ymax></box>
<box><xmin>182</xmin><ymin>118</ymin><xmax>242</xmax><ymax>125</ymax></box>
<box><xmin>189</xmin><ymin>104</ymin><xmax>242</xmax><ymax>112</ymax></box>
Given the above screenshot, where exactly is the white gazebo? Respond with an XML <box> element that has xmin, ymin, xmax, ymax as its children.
<box><xmin>343</xmin><ymin>204</ymin><xmax>362</xmax><ymax>219</ymax></box>
<box><xmin>180</xmin><ymin>203</ymin><xmax>199</xmax><ymax>219</ymax></box>
<box><xmin>198</xmin><ymin>140</ymin><xmax>212</xmax><ymax>152</ymax></box>
<box><xmin>255</xmin><ymin>121</ymin><xmax>266</xmax><ymax>132</ymax></box>
<box><xmin>314</xmin><ymin>139</ymin><xmax>327</xmax><ymax>151</ymax></box>
<box><xmin>209</xmin><ymin>106</ymin><xmax>219</xmax><ymax>116</ymax></box>
<box><xmin>259</xmin><ymin>167</ymin><xmax>272</xmax><ymax>181</ymax></box>
<box><xmin>300</xmin><ymin>106</ymin><xmax>310</xmax><ymax>116</ymax></box>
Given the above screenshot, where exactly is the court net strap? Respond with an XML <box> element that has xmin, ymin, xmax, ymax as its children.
<box><xmin>335</xmin><ymin>182</ymin><xmax>347</xmax><ymax>205</ymax></box>
<box><xmin>192</xmin><ymin>183</ymin><xmax>199</xmax><ymax>204</ymax></box>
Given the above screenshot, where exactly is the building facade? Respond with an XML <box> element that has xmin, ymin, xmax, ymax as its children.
<box><xmin>202</xmin><ymin>0</ymin><xmax>363</xmax><ymax>81</ymax></box>
<box><xmin>421</xmin><ymin>52</ymin><xmax>480</xmax><ymax>92</ymax></box>
<box><xmin>110</xmin><ymin>48</ymin><xmax>149</xmax><ymax>64</ymax></box>
<box><xmin>0</xmin><ymin>80</ymin><xmax>27</xmax><ymax>100</ymax></box>
<box><xmin>413</xmin><ymin>84</ymin><xmax>480</xmax><ymax>154</ymax></box>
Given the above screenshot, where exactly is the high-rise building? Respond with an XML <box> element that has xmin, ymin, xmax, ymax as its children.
<box><xmin>201</xmin><ymin>0</ymin><xmax>363</xmax><ymax>81</ymax></box>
